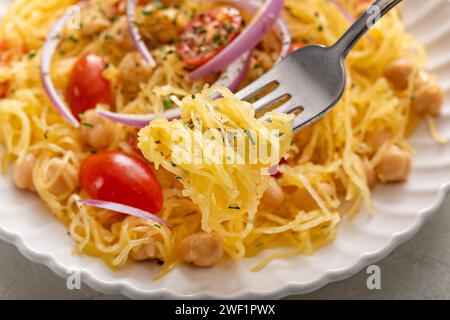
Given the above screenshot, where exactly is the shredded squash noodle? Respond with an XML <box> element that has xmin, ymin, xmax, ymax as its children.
<box><xmin>0</xmin><ymin>0</ymin><xmax>445</xmax><ymax>276</ymax></box>
<box><xmin>139</xmin><ymin>86</ymin><xmax>293</xmax><ymax>260</ymax></box>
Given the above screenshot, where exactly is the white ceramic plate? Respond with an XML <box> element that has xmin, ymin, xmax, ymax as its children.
<box><xmin>1</xmin><ymin>0</ymin><xmax>449</xmax><ymax>299</ymax></box>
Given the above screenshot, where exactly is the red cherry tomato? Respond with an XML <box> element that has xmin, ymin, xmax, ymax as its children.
<box><xmin>79</xmin><ymin>151</ymin><xmax>163</xmax><ymax>213</ymax></box>
<box><xmin>0</xmin><ymin>82</ymin><xmax>8</xmax><ymax>99</ymax></box>
<box><xmin>66</xmin><ymin>53</ymin><xmax>113</xmax><ymax>119</ymax></box>
<box><xmin>127</xmin><ymin>133</ymin><xmax>142</xmax><ymax>155</ymax></box>
<box><xmin>0</xmin><ymin>41</ymin><xmax>10</xmax><ymax>97</ymax></box>
<box><xmin>289</xmin><ymin>42</ymin><xmax>306</xmax><ymax>54</ymax></box>
<box><xmin>0</xmin><ymin>40</ymin><xmax>11</xmax><ymax>65</ymax></box>
<box><xmin>177</xmin><ymin>6</ymin><xmax>243</xmax><ymax>67</ymax></box>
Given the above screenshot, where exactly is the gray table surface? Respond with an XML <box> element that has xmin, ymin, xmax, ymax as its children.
<box><xmin>1</xmin><ymin>195</ymin><xmax>449</xmax><ymax>300</ymax></box>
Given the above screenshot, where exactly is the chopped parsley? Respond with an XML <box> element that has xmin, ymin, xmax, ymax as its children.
<box><xmin>142</xmin><ymin>7</ymin><xmax>153</xmax><ymax>16</ymax></box>
<box><xmin>163</xmin><ymin>99</ymin><xmax>174</xmax><ymax>110</ymax></box>
<box><xmin>68</xmin><ymin>35</ymin><xmax>79</xmax><ymax>43</ymax></box>
<box><xmin>27</xmin><ymin>52</ymin><xmax>37</xmax><ymax>59</ymax></box>
<box><xmin>154</xmin><ymin>0</ymin><xmax>164</xmax><ymax>10</ymax></box>
<box><xmin>212</xmin><ymin>33</ymin><xmax>221</xmax><ymax>42</ymax></box>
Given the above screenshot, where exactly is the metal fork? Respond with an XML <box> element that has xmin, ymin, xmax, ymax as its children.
<box><xmin>236</xmin><ymin>0</ymin><xmax>402</xmax><ymax>131</ymax></box>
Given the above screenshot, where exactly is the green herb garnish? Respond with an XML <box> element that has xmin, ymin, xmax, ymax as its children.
<box><xmin>163</xmin><ymin>99</ymin><xmax>174</xmax><ymax>110</ymax></box>
<box><xmin>68</xmin><ymin>35</ymin><xmax>79</xmax><ymax>43</ymax></box>
<box><xmin>81</xmin><ymin>122</ymin><xmax>94</xmax><ymax>128</ymax></box>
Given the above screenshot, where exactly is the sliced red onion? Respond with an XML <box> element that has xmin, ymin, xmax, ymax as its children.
<box><xmin>40</xmin><ymin>3</ymin><xmax>83</xmax><ymax>128</ymax></box>
<box><xmin>99</xmin><ymin>0</ymin><xmax>289</xmax><ymax>128</ymax></box>
<box><xmin>213</xmin><ymin>50</ymin><xmax>252</xmax><ymax>91</ymax></box>
<box><xmin>96</xmin><ymin>52</ymin><xmax>250</xmax><ymax>128</ymax></box>
<box><xmin>204</xmin><ymin>0</ymin><xmax>292</xmax><ymax>63</ymax></box>
<box><xmin>269</xmin><ymin>165</ymin><xmax>279</xmax><ymax>176</ymax></box>
<box><xmin>189</xmin><ymin>0</ymin><xmax>284</xmax><ymax>81</ymax></box>
<box><xmin>97</xmin><ymin>107</ymin><xmax>181</xmax><ymax>128</ymax></box>
<box><xmin>127</xmin><ymin>0</ymin><xmax>156</xmax><ymax>67</ymax></box>
<box><xmin>77</xmin><ymin>199</ymin><xmax>170</xmax><ymax>226</ymax></box>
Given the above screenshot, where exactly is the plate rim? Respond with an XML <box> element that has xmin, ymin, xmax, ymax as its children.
<box><xmin>1</xmin><ymin>182</ymin><xmax>448</xmax><ymax>299</ymax></box>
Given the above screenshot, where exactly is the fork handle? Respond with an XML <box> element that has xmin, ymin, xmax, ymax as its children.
<box><xmin>332</xmin><ymin>0</ymin><xmax>403</xmax><ymax>58</ymax></box>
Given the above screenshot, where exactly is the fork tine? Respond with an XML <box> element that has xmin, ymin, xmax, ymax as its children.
<box><xmin>273</xmin><ymin>99</ymin><xmax>302</xmax><ymax>115</ymax></box>
<box><xmin>235</xmin><ymin>69</ymin><xmax>279</xmax><ymax>100</ymax></box>
<box><xmin>292</xmin><ymin>108</ymin><xmax>327</xmax><ymax>131</ymax></box>
<box><xmin>252</xmin><ymin>87</ymin><xmax>288</xmax><ymax>111</ymax></box>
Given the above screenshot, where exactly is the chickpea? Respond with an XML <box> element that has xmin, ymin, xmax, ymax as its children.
<box><xmin>260</xmin><ymin>178</ymin><xmax>284</xmax><ymax>211</ymax></box>
<box><xmin>46</xmin><ymin>158</ymin><xmax>78</xmax><ymax>197</ymax></box>
<box><xmin>118</xmin><ymin>52</ymin><xmax>153</xmax><ymax>98</ymax></box>
<box><xmin>412</xmin><ymin>70</ymin><xmax>444</xmax><ymax>117</ymax></box>
<box><xmin>178</xmin><ymin>232</ymin><xmax>223</xmax><ymax>267</ymax></box>
<box><xmin>152</xmin><ymin>167</ymin><xmax>183</xmax><ymax>190</ymax></box>
<box><xmin>383</xmin><ymin>59</ymin><xmax>414</xmax><ymax>91</ymax></box>
<box><xmin>376</xmin><ymin>145</ymin><xmax>412</xmax><ymax>183</ymax></box>
<box><xmin>152</xmin><ymin>8</ymin><xmax>189</xmax><ymax>43</ymax></box>
<box><xmin>290</xmin><ymin>183</ymin><xmax>333</xmax><ymax>211</ymax></box>
<box><xmin>90</xmin><ymin>0</ymin><xmax>118</xmax><ymax>19</ymax></box>
<box><xmin>13</xmin><ymin>153</ymin><xmax>37</xmax><ymax>192</ymax></box>
<box><xmin>367</xmin><ymin>129</ymin><xmax>391</xmax><ymax>150</ymax></box>
<box><xmin>80</xmin><ymin>3</ymin><xmax>113</xmax><ymax>37</ymax></box>
<box><xmin>110</xmin><ymin>17</ymin><xmax>134</xmax><ymax>50</ymax></box>
<box><xmin>130</xmin><ymin>243</ymin><xmax>157</xmax><ymax>261</ymax></box>
<box><xmin>80</xmin><ymin>109</ymin><xmax>115</xmax><ymax>150</ymax></box>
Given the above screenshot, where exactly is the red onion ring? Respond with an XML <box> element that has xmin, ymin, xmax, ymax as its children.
<box><xmin>99</xmin><ymin>0</ymin><xmax>291</xmax><ymax>128</ymax></box>
<box><xmin>95</xmin><ymin>51</ymin><xmax>251</xmax><ymax>128</ymax></box>
<box><xmin>40</xmin><ymin>2</ymin><xmax>84</xmax><ymax>128</ymax></box>
<box><xmin>189</xmin><ymin>0</ymin><xmax>284</xmax><ymax>81</ymax></box>
<box><xmin>97</xmin><ymin>107</ymin><xmax>181</xmax><ymax>128</ymax></box>
<box><xmin>127</xmin><ymin>0</ymin><xmax>157</xmax><ymax>67</ymax></box>
<box><xmin>95</xmin><ymin>51</ymin><xmax>250</xmax><ymax>127</ymax></box>
<box><xmin>77</xmin><ymin>199</ymin><xmax>170</xmax><ymax>227</ymax></box>
<box><xmin>213</xmin><ymin>50</ymin><xmax>252</xmax><ymax>91</ymax></box>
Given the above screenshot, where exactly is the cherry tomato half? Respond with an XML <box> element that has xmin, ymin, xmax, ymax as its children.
<box><xmin>0</xmin><ymin>40</ymin><xmax>11</xmax><ymax>65</ymax></box>
<box><xmin>128</xmin><ymin>132</ymin><xmax>142</xmax><ymax>155</ymax></box>
<box><xmin>177</xmin><ymin>6</ymin><xmax>243</xmax><ymax>67</ymax></box>
<box><xmin>0</xmin><ymin>82</ymin><xmax>8</xmax><ymax>99</ymax></box>
<box><xmin>0</xmin><ymin>41</ymin><xmax>10</xmax><ymax>97</ymax></box>
<box><xmin>79</xmin><ymin>151</ymin><xmax>163</xmax><ymax>213</ymax></box>
<box><xmin>289</xmin><ymin>42</ymin><xmax>306</xmax><ymax>54</ymax></box>
<box><xmin>66</xmin><ymin>53</ymin><xmax>113</xmax><ymax>119</ymax></box>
